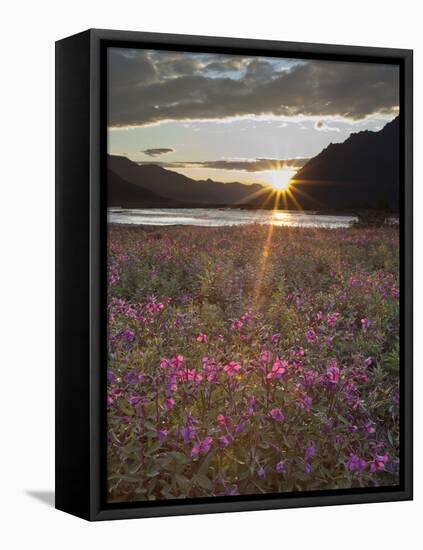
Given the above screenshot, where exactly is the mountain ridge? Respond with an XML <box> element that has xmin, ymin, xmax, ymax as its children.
<box><xmin>289</xmin><ymin>116</ymin><xmax>400</xmax><ymax>212</ymax></box>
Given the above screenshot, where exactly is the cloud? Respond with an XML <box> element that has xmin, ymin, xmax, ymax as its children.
<box><xmin>138</xmin><ymin>157</ymin><xmax>309</xmax><ymax>172</ymax></box>
<box><xmin>314</xmin><ymin>120</ymin><xmax>341</xmax><ymax>132</ymax></box>
<box><xmin>108</xmin><ymin>48</ymin><xmax>399</xmax><ymax>128</ymax></box>
<box><xmin>141</xmin><ymin>147</ymin><xmax>175</xmax><ymax>157</ymax></box>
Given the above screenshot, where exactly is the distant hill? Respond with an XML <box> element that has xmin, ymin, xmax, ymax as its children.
<box><xmin>108</xmin><ymin>169</ymin><xmax>178</xmax><ymax>207</ymax></box>
<box><xmin>108</xmin><ymin>155</ymin><xmax>271</xmax><ymax>206</ymax></box>
<box><xmin>289</xmin><ymin>117</ymin><xmax>400</xmax><ymax>212</ymax></box>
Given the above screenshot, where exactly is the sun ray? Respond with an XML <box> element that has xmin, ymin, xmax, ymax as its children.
<box><xmin>252</xmin><ymin>190</ymin><xmax>282</xmax><ymax>308</ymax></box>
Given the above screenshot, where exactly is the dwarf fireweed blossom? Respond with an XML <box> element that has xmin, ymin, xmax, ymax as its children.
<box><xmin>270</xmin><ymin>408</ymin><xmax>285</xmax><ymax>422</ymax></box>
<box><xmin>327</xmin><ymin>312</ymin><xmax>340</xmax><ymax>328</ymax></box>
<box><xmin>218</xmin><ymin>435</ymin><xmax>232</xmax><ymax>448</ymax></box>
<box><xmin>276</xmin><ymin>461</ymin><xmax>286</xmax><ymax>473</ymax></box>
<box><xmin>223</xmin><ymin>361</ymin><xmax>242</xmax><ymax>377</ymax></box>
<box><xmin>365</xmin><ymin>421</ymin><xmax>376</xmax><ymax>434</ymax></box>
<box><xmin>156</xmin><ymin>429</ymin><xmax>168</xmax><ymax>441</ymax></box>
<box><xmin>305</xmin><ymin>442</ymin><xmax>316</xmax><ymax>462</ymax></box>
<box><xmin>191</xmin><ymin>436</ymin><xmax>213</xmax><ymax>457</ymax></box>
<box><xmin>216</xmin><ymin>414</ymin><xmax>231</xmax><ymax>427</ymax></box>
<box><xmin>241</xmin><ymin>312</ymin><xmax>251</xmax><ymax>324</ymax></box>
<box><xmin>231</xmin><ymin>319</ymin><xmax>243</xmax><ymax>330</ymax></box>
<box><xmin>122</xmin><ymin>328</ymin><xmax>135</xmax><ymax>342</ymax></box>
<box><xmin>267</xmin><ymin>358</ymin><xmax>289</xmax><ymax>380</ymax></box>
<box><xmin>346</xmin><ymin>453</ymin><xmax>367</xmax><ymax>472</ymax></box>
<box><xmin>304</xmin><ymin>462</ymin><xmax>312</xmax><ymax>474</ymax></box>
<box><xmin>164</xmin><ymin>397</ymin><xmax>175</xmax><ymax>410</ymax></box>
<box><xmin>260</xmin><ymin>350</ymin><xmax>271</xmax><ymax>363</ymax></box>
<box><xmin>196</xmin><ymin>332</ymin><xmax>208</xmax><ymax>343</ymax></box>
<box><xmin>327</xmin><ymin>360</ymin><xmax>340</xmax><ymax>385</ymax></box>
<box><xmin>129</xmin><ymin>396</ymin><xmax>143</xmax><ymax>407</ymax></box>
<box><xmin>305</xmin><ymin>329</ymin><xmax>317</xmax><ymax>344</ymax></box>
<box><xmin>370</xmin><ymin>453</ymin><xmax>389</xmax><ymax>472</ymax></box>
<box><xmin>177</xmin><ymin>368</ymin><xmax>203</xmax><ymax>384</ymax></box>
<box><xmin>257</xmin><ymin>466</ymin><xmax>266</xmax><ymax>480</ymax></box>
<box><xmin>361</xmin><ymin>318</ymin><xmax>370</xmax><ymax>330</ymax></box>
<box><xmin>180</xmin><ymin>425</ymin><xmax>197</xmax><ymax>444</ymax></box>
<box><xmin>146</xmin><ymin>300</ymin><xmax>165</xmax><ymax>314</ymax></box>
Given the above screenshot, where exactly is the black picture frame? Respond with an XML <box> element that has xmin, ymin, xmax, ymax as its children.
<box><xmin>55</xmin><ymin>28</ymin><xmax>413</xmax><ymax>521</ymax></box>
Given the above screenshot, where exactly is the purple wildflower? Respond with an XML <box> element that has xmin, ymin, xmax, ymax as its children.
<box><xmin>346</xmin><ymin>453</ymin><xmax>367</xmax><ymax>472</ymax></box>
<box><xmin>361</xmin><ymin>318</ymin><xmax>370</xmax><ymax>330</ymax></box>
<box><xmin>156</xmin><ymin>429</ymin><xmax>168</xmax><ymax>441</ymax></box>
<box><xmin>370</xmin><ymin>453</ymin><xmax>389</xmax><ymax>472</ymax></box>
<box><xmin>180</xmin><ymin>425</ymin><xmax>197</xmax><ymax>443</ymax></box>
<box><xmin>276</xmin><ymin>460</ymin><xmax>286</xmax><ymax>473</ymax></box>
<box><xmin>270</xmin><ymin>408</ymin><xmax>285</xmax><ymax>422</ymax></box>
<box><xmin>164</xmin><ymin>397</ymin><xmax>175</xmax><ymax>410</ymax></box>
<box><xmin>257</xmin><ymin>466</ymin><xmax>266</xmax><ymax>480</ymax></box>
<box><xmin>305</xmin><ymin>329</ymin><xmax>317</xmax><ymax>344</ymax></box>
<box><xmin>305</xmin><ymin>442</ymin><xmax>316</xmax><ymax>461</ymax></box>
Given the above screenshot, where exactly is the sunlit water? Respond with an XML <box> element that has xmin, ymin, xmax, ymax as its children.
<box><xmin>108</xmin><ymin>208</ymin><xmax>358</xmax><ymax>228</ymax></box>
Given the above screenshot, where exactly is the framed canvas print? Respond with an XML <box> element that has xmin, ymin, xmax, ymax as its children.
<box><xmin>55</xmin><ymin>29</ymin><xmax>413</xmax><ymax>521</ymax></box>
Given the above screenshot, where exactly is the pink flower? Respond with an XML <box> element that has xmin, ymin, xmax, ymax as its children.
<box><xmin>260</xmin><ymin>350</ymin><xmax>271</xmax><ymax>363</ymax></box>
<box><xmin>191</xmin><ymin>436</ymin><xmax>213</xmax><ymax>457</ymax></box>
<box><xmin>365</xmin><ymin>421</ymin><xmax>376</xmax><ymax>434</ymax></box>
<box><xmin>370</xmin><ymin>453</ymin><xmax>389</xmax><ymax>472</ymax></box>
<box><xmin>223</xmin><ymin>361</ymin><xmax>242</xmax><ymax>377</ymax></box>
<box><xmin>266</xmin><ymin>359</ymin><xmax>288</xmax><ymax>380</ymax></box>
<box><xmin>270</xmin><ymin>408</ymin><xmax>285</xmax><ymax>422</ymax></box>
<box><xmin>346</xmin><ymin>453</ymin><xmax>366</xmax><ymax>472</ymax></box>
<box><xmin>364</xmin><ymin>356</ymin><xmax>373</xmax><ymax>367</ymax></box>
<box><xmin>196</xmin><ymin>332</ymin><xmax>208</xmax><ymax>343</ymax></box>
<box><xmin>231</xmin><ymin>319</ymin><xmax>243</xmax><ymax>330</ymax></box>
<box><xmin>218</xmin><ymin>435</ymin><xmax>232</xmax><ymax>448</ymax></box>
<box><xmin>276</xmin><ymin>460</ymin><xmax>286</xmax><ymax>473</ymax></box>
<box><xmin>327</xmin><ymin>312</ymin><xmax>340</xmax><ymax>328</ymax></box>
<box><xmin>361</xmin><ymin>318</ymin><xmax>370</xmax><ymax>330</ymax></box>
<box><xmin>271</xmin><ymin>333</ymin><xmax>281</xmax><ymax>343</ymax></box>
<box><xmin>177</xmin><ymin>368</ymin><xmax>203</xmax><ymax>384</ymax></box>
<box><xmin>180</xmin><ymin>425</ymin><xmax>197</xmax><ymax>443</ymax></box>
<box><xmin>156</xmin><ymin>428</ymin><xmax>168</xmax><ymax>441</ymax></box>
<box><xmin>305</xmin><ymin>329</ymin><xmax>317</xmax><ymax>344</ymax></box>
<box><xmin>164</xmin><ymin>397</ymin><xmax>175</xmax><ymax>410</ymax></box>
<box><xmin>241</xmin><ymin>312</ymin><xmax>251</xmax><ymax>323</ymax></box>
<box><xmin>315</xmin><ymin>310</ymin><xmax>323</xmax><ymax>321</ymax></box>
<box><xmin>129</xmin><ymin>396</ymin><xmax>143</xmax><ymax>407</ymax></box>
<box><xmin>326</xmin><ymin>359</ymin><xmax>340</xmax><ymax>384</ymax></box>
<box><xmin>216</xmin><ymin>414</ymin><xmax>231</xmax><ymax>427</ymax></box>
<box><xmin>172</xmin><ymin>354</ymin><xmax>185</xmax><ymax>367</ymax></box>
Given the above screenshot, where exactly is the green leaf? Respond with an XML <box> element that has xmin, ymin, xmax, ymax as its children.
<box><xmin>198</xmin><ymin>450</ymin><xmax>215</xmax><ymax>476</ymax></box>
<box><xmin>146</xmin><ymin>467</ymin><xmax>161</xmax><ymax>478</ymax></box>
<box><xmin>195</xmin><ymin>474</ymin><xmax>213</xmax><ymax>491</ymax></box>
<box><xmin>170</xmin><ymin>451</ymin><xmax>191</xmax><ymax>465</ymax></box>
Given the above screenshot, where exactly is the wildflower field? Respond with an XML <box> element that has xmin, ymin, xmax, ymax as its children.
<box><xmin>107</xmin><ymin>223</ymin><xmax>400</xmax><ymax>503</ymax></box>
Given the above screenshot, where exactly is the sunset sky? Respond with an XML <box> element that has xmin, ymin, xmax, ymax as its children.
<box><xmin>107</xmin><ymin>47</ymin><xmax>399</xmax><ymax>189</ymax></box>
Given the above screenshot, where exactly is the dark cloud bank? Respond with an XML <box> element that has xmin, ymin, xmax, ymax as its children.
<box><xmin>108</xmin><ymin>48</ymin><xmax>399</xmax><ymax>128</ymax></box>
<box><xmin>138</xmin><ymin>157</ymin><xmax>309</xmax><ymax>172</ymax></box>
<box><xmin>142</xmin><ymin>147</ymin><xmax>175</xmax><ymax>157</ymax></box>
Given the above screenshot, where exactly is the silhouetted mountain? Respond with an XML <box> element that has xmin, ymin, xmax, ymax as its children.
<box><xmin>108</xmin><ymin>155</ymin><xmax>270</xmax><ymax>206</ymax></box>
<box><xmin>289</xmin><ymin>117</ymin><xmax>400</xmax><ymax>212</ymax></box>
<box><xmin>108</xmin><ymin>169</ymin><xmax>178</xmax><ymax>207</ymax></box>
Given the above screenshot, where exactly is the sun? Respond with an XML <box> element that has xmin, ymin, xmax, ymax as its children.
<box><xmin>263</xmin><ymin>168</ymin><xmax>295</xmax><ymax>192</ymax></box>
<box><xmin>272</xmin><ymin>179</ymin><xmax>291</xmax><ymax>191</ymax></box>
